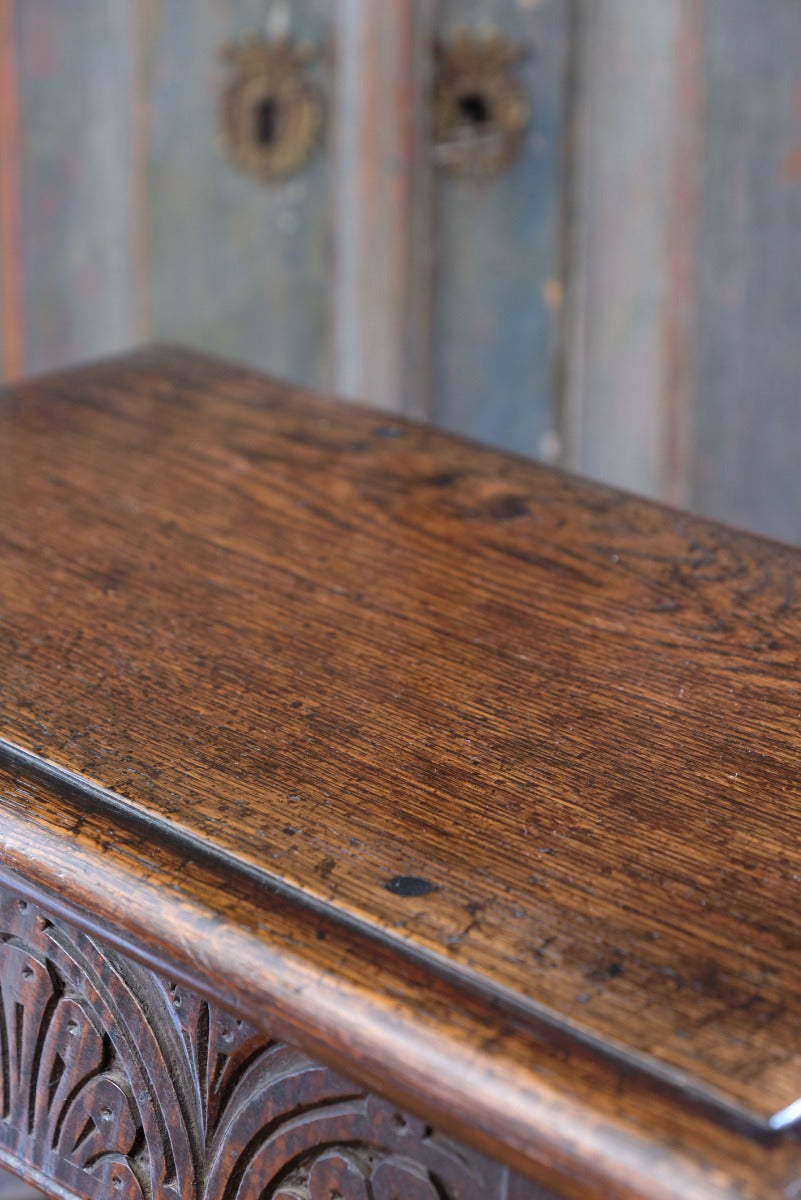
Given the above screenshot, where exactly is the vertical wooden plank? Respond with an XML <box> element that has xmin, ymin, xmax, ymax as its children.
<box><xmin>662</xmin><ymin>0</ymin><xmax>701</xmax><ymax>508</ymax></box>
<box><xmin>692</xmin><ymin>0</ymin><xmax>801</xmax><ymax>543</ymax></box>
<box><xmin>332</xmin><ymin>0</ymin><xmax>436</xmax><ymax>416</ymax></box>
<box><xmin>432</xmin><ymin>0</ymin><xmax>569</xmax><ymax>460</ymax></box>
<box><xmin>131</xmin><ymin>0</ymin><xmax>152</xmax><ymax>346</ymax></box>
<box><xmin>143</xmin><ymin>0</ymin><xmax>331</xmax><ymax>392</ymax></box>
<box><xmin>0</xmin><ymin>0</ymin><xmax>23</xmax><ymax>380</ymax></box>
<box><xmin>15</xmin><ymin>0</ymin><xmax>137</xmax><ymax>376</ymax></box>
<box><xmin>564</xmin><ymin>0</ymin><xmax>685</xmax><ymax>498</ymax></box>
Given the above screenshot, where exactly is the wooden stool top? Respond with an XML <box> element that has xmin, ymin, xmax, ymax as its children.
<box><xmin>1</xmin><ymin>347</ymin><xmax>799</xmax><ymax>1199</ymax></box>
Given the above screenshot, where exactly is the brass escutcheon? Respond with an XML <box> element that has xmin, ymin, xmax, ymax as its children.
<box><xmin>220</xmin><ymin>36</ymin><xmax>323</xmax><ymax>184</ymax></box>
<box><xmin>433</xmin><ymin>32</ymin><xmax>530</xmax><ymax>180</ymax></box>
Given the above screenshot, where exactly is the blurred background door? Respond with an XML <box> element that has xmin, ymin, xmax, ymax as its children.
<box><xmin>1</xmin><ymin>0</ymin><xmax>801</xmax><ymax>543</ymax></box>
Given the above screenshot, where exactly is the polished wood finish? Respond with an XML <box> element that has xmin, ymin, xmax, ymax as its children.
<box><xmin>1</xmin><ymin>348</ymin><xmax>801</xmax><ymax>1199</ymax></box>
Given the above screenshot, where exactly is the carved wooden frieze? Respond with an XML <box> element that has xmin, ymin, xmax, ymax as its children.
<box><xmin>0</xmin><ymin>890</ymin><xmax>552</xmax><ymax>1200</ymax></box>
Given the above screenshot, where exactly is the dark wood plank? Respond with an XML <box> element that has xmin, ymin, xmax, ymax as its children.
<box><xmin>1</xmin><ymin>348</ymin><xmax>801</xmax><ymax>1198</ymax></box>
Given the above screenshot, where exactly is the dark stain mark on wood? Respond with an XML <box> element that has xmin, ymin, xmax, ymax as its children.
<box><xmin>384</xmin><ymin>876</ymin><xmax>439</xmax><ymax>898</ymax></box>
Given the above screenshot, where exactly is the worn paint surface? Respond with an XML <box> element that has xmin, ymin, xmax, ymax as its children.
<box><xmin>3</xmin><ymin>1</ymin><xmax>801</xmax><ymax>547</ymax></box>
<box><xmin>566</xmin><ymin>0</ymin><xmax>684</xmax><ymax>500</ymax></box>
<box><xmin>142</xmin><ymin>0</ymin><xmax>331</xmax><ymax>391</ymax></box>
<box><xmin>692</xmin><ymin>0</ymin><xmax>801</xmax><ymax>543</ymax></box>
<box><xmin>432</xmin><ymin>0</ymin><xmax>568</xmax><ymax>460</ymax></box>
<box><xmin>567</xmin><ymin>0</ymin><xmax>801</xmax><ymax>543</ymax></box>
<box><xmin>14</xmin><ymin>0</ymin><xmax>137</xmax><ymax>376</ymax></box>
<box><xmin>0</xmin><ymin>0</ymin><xmax>21</xmax><ymax>380</ymax></box>
<box><xmin>4</xmin><ymin>350</ymin><xmax>801</xmax><ymax>1198</ymax></box>
<box><xmin>332</xmin><ymin>0</ymin><xmax>435</xmax><ymax>417</ymax></box>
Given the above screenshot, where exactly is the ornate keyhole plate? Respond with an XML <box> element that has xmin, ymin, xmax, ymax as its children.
<box><xmin>433</xmin><ymin>33</ymin><xmax>530</xmax><ymax>180</ymax></box>
<box><xmin>220</xmin><ymin>36</ymin><xmax>323</xmax><ymax>184</ymax></box>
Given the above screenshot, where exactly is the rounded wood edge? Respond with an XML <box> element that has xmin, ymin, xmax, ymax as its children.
<box><xmin>0</xmin><ymin>766</ymin><xmax>798</xmax><ymax>1200</ymax></box>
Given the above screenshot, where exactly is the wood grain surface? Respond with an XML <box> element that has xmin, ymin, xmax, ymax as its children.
<box><xmin>1</xmin><ymin>348</ymin><xmax>801</xmax><ymax>1198</ymax></box>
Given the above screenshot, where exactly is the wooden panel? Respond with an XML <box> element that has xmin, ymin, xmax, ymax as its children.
<box><xmin>0</xmin><ymin>0</ymin><xmax>22</xmax><ymax>380</ymax></box>
<box><xmin>332</xmin><ymin>0</ymin><xmax>436</xmax><ymax>417</ymax></box>
<box><xmin>5</xmin><ymin>349</ymin><xmax>801</xmax><ymax>1197</ymax></box>
<box><xmin>432</xmin><ymin>0</ymin><xmax>569</xmax><ymax>460</ymax></box>
<box><xmin>14</xmin><ymin>344</ymin><xmax>801</xmax><ymax>1124</ymax></box>
<box><xmin>14</xmin><ymin>0</ymin><xmax>138</xmax><ymax>376</ymax></box>
<box><xmin>564</xmin><ymin>0</ymin><xmax>689</xmax><ymax>500</ymax></box>
<box><xmin>568</xmin><ymin>0</ymin><xmax>801</xmax><ymax>542</ymax></box>
<box><xmin>692</xmin><ymin>0</ymin><xmax>801</xmax><ymax>543</ymax></box>
<box><xmin>142</xmin><ymin>0</ymin><xmax>331</xmax><ymax>392</ymax></box>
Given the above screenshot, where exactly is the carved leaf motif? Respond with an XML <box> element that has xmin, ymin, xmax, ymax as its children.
<box><xmin>274</xmin><ymin>1149</ymin><xmax>443</xmax><ymax>1200</ymax></box>
<box><xmin>0</xmin><ymin>927</ymin><xmax>145</xmax><ymax>1199</ymax></box>
<box><xmin>0</xmin><ymin>890</ymin><xmax>545</xmax><ymax>1200</ymax></box>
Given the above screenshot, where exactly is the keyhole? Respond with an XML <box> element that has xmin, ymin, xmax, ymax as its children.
<box><xmin>458</xmin><ymin>92</ymin><xmax>491</xmax><ymax>127</ymax></box>
<box><xmin>256</xmin><ymin>96</ymin><xmax>279</xmax><ymax>145</ymax></box>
